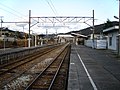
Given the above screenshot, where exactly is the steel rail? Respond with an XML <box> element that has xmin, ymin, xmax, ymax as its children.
<box><xmin>0</xmin><ymin>44</ymin><xmax>63</xmax><ymax>76</ymax></box>
<box><xmin>48</xmin><ymin>46</ymin><xmax>69</xmax><ymax>90</ymax></box>
<box><xmin>0</xmin><ymin>44</ymin><xmax>64</xmax><ymax>88</ymax></box>
<box><xmin>0</xmin><ymin>44</ymin><xmax>58</xmax><ymax>67</ymax></box>
<box><xmin>25</xmin><ymin>44</ymin><xmax>69</xmax><ymax>90</ymax></box>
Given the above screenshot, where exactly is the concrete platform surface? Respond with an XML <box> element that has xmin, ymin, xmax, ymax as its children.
<box><xmin>67</xmin><ymin>44</ymin><xmax>120</xmax><ymax>90</ymax></box>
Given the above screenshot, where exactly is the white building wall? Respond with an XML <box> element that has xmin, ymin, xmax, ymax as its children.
<box><xmin>84</xmin><ymin>40</ymin><xmax>93</xmax><ymax>47</ymax></box>
<box><xmin>107</xmin><ymin>32</ymin><xmax>118</xmax><ymax>50</ymax></box>
<box><xmin>57</xmin><ymin>34</ymin><xmax>74</xmax><ymax>43</ymax></box>
<box><xmin>0</xmin><ymin>35</ymin><xmax>15</xmax><ymax>41</ymax></box>
<box><xmin>84</xmin><ymin>39</ymin><xmax>107</xmax><ymax>49</ymax></box>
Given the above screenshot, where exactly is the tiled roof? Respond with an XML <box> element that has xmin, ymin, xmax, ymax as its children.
<box><xmin>68</xmin><ymin>21</ymin><xmax>118</xmax><ymax>36</ymax></box>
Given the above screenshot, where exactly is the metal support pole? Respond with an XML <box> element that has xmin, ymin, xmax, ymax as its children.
<box><xmin>46</xmin><ymin>29</ymin><xmax>48</xmax><ymax>44</ymax></box>
<box><xmin>28</xmin><ymin>10</ymin><xmax>31</xmax><ymax>48</ymax></box>
<box><xmin>35</xmin><ymin>35</ymin><xmax>37</xmax><ymax>47</ymax></box>
<box><xmin>1</xmin><ymin>18</ymin><xmax>2</xmax><ymax>37</ymax></box>
<box><xmin>22</xmin><ymin>26</ymin><xmax>27</xmax><ymax>47</ymax></box>
<box><xmin>118</xmin><ymin>0</ymin><xmax>120</xmax><ymax>56</ymax></box>
<box><xmin>92</xmin><ymin>10</ymin><xmax>95</xmax><ymax>48</ymax></box>
<box><xmin>0</xmin><ymin>16</ymin><xmax>3</xmax><ymax>36</ymax></box>
<box><xmin>3</xmin><ymin>35</ymin><xmax>5</xmax><ymax>51</ymax></box>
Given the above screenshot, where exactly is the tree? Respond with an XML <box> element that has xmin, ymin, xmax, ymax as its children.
<box><xmin>104</xmin><ymin>19</ymin><xmax>114</xmax><ymax>29</ymax></box>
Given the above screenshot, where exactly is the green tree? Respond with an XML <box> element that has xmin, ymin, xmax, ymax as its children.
<box><xmin>104</xmin><ymin>19</ymin><xmax>113</xmax><ymax>29</ymax></box>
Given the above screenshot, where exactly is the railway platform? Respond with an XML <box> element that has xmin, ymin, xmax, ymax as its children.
<box><xmin>0</xmin><ymin>47</ymin><xmax>29</xmax><ymax>55</ymax></box>
<box><xmin>0</xmin><ymin>45</ymin><xmax>49</xmax><ymax>65</ymax></box>
<box><xmin>68</xmin><ymin>44</ymin><xmax>120</xmax><ymax>90</ymax></box>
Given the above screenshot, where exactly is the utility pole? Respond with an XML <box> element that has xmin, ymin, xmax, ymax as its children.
<box><xmin>28</xmin><ymin>10</ymin><xmax>31</xmax><ymax>47</ymax></box>
<box><xmin>115</xmin><ymin>0</ymin><xmax>120</xmax><ymax>56</ymax></box>
<box><xmin>35</xmin><ymin>34</ymin><xmax>37</xmax><ymax>47</ymax></box>
<box><xmin>15</xmin><ymin>23</ymin><xmax>27</xmax><ymax>47</ymax></box>
<box><xmin>22</xmin><ymin>26</ymin><xmax>27</xmax><ymax>47</ymax></box>
<box><xmin>92</xmin><ymin>10</ymin><xmax>95</xmax><ymax>48</ymax></box>
<box><xmin>0</xmin><ymin>16</ymin><xmax>3</xmax><ymax>36</ymax></box>
<box><xmin>118</xmin><ymin>0</ymin><xmax>120</xmax><ymax>56</ymax></box>
<box><xmin>46</xmin><ymin>29</ymin><xmax>48</xmax><ymax>44</ymax></box>
<box><xmin>0</xmin><ymin>16</ymin><xmax>5</xmax><ymax>50</ymax></box>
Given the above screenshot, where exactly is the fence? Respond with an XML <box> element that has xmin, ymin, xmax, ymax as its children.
<box><xmin>84</xmin><ymin>39</ymin><xmax>107</xmax><ymax>49</ymax></box>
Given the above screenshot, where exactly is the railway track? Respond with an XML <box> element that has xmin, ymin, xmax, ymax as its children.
<box><xmin>25</xmin><ymin>43</ymin><xmax>70</xmax><ymax>90</ymax></box>
<box><xmin>0</xmin><ymin>43</ymin><xmax>70</xmax><ymax>90</ymax></box>
<box><xmin>0</xmin><ymin>45</ymin><xmax>60</xmax><ymax>75</ymax></box>
<box><xmin>0</xmin><ymin>45</ymin><xmax>60</xmax><ymax>65</ymax></box>
<box><xmin>0</xmin><ymin>45</ymin><xmax>60</xmax><ymax>68</ymax></box>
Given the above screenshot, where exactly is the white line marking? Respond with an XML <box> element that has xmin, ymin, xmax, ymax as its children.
<box><xmin>76</xmin><ymin>50</ymin><xmax>98</xmax><ymax>90</ymax></box>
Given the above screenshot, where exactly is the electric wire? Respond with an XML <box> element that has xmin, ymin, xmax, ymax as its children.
<box><xmin>49</xmin><ymin>0</ymin><xmax>58</xmax><ymax>15</ymax></box>
<box><xmin>0</xmin><ymin>2</ymin><xmax>37</xmax><ymax>27</ymax></box>
<box><xmin>0</xmin><ymin>7</ymin><xmax>24</xmax><ymax>20</ymax></box>
<box><xmin>0</xmin><ymin>2</ymin><xmax>27</xmax><ymax>21</ymax></box>
<box><xmin>0</xmin><ymin>2</ymin><xmax>26</xmax><ymax>17</ymax></box>
<box><xmin>0</xmin><ymin>3</ymin><xmax>39</xmax><ymax>24</ymax></box>
<box><xmin>45</xmin><ymin>0</ymin><xmax>58</xmax><ymax>16</ymax></box>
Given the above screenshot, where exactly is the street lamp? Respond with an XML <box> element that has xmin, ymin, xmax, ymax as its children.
<box><xmin>114</xmin><ymin>16</ymin><xmax>119</xmax><ymax>19</ymax></box>
<box><xmin>118</xmin><ymin>0</ymin><xmax>120</xmax><ymax>56</ymax></box>
<box><xmin>92</xmin><ymin>10</ymin><xmax>95</xmax><ymax>49</ymax></box>
<box><xmin>114</xmin><ymin>0</ymin><xmax>120</xmax><ymax>56</ymax></box>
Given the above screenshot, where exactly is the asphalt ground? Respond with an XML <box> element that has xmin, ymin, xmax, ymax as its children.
<box><xmin>68</xmin><ymin>44</ymin><xmax>120</xmax><ymax>90</ymax></box>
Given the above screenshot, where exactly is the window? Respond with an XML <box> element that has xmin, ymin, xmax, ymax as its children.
<box><xmin>109</xmin><ymin>37</ymin><xmax>112</xmax><ymax>46</ymax></box>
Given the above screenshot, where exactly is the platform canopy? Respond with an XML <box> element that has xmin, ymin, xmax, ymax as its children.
<box><xmin>57</xmin><ymin>34</ymin><xmax>74</xmax><ymax>38</ymax></box>
<box><xmin>71</xmin><ymin>33</ymin><xmax>88</xmax><ymax>38</ymax></box>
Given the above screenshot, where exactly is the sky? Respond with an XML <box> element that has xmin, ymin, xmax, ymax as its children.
<box><xmin>0</xmin><ymin>0</ymin><xmax>119</xmax><ymax>34</ymax></box>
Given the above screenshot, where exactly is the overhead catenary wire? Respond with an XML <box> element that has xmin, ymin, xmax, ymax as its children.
<box><xmin>0</xmin><ymin>7</ymin><xmax>24</xmax><ymax>19</ymax></box>
<box><xmin>45</xmin><ymin>0</ymin><xmax>58</xmax><ymax>16</ymax></box>
<box><xmin>0</xmin><ymin>2</ymin><xmax>39</xmax><ymax>24</ymax></box>
<box><xmin>49</xmin><ymin>0</ymin><xmax>58</xmax><ymax>15</ymax></box>
<box><xmin>0</xmin><ymin>7</ymin><xmax>28</xmax><ymax>28</ymax></box>
<box><xmin>0</xmin><ymin>2</ymin><xmax>38</xmax><ymax>29</ymax></box>
<box><xmin>0</xmin><ymin>3</ymin><xmax>29</xmax><ymax>33</ymax></box>
<box><xmin>0</xmin><ymin>2</ymin><xmax>28</xmax><ymax>21</ymax></box>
